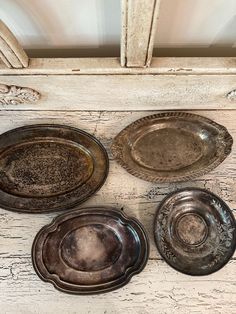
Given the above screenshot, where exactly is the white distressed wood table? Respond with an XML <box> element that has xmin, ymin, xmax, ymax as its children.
<box><xmin>0</xmin><ymin>110</ymin><xmax>235</xmax><ymax>314</ymax></box>
<box><xmin>0</xmin><ymin>1</ymin><xmax>236</xmax><ymax>313</ymax></box>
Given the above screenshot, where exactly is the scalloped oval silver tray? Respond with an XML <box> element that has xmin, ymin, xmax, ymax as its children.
<box><xmin>32</xmin><ymin>207</ymin><xmax>149</xmax><ymax>294</ymax></box>
<box><xmin>111</xmin><ymin>112</ymin><xmax>233</xmax><ymax>182</ymax></box>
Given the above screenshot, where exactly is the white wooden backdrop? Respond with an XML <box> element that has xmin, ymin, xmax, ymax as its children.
<box><xmin>0</xmin><ymin>1</ymin><xmax>235</xmax><ymax>313</ymax></box>
<box><xmin>0</xmin><ymin>0</ymin><xmax>235</xmax><ymax>52</ymax></box>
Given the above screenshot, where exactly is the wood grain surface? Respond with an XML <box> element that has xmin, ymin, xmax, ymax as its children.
<box><xmin>0</xmin><ymin>74</ymin><xmax>235</xmax><ymax>111</ymax></box>
<box><xmin>0</xmin><ymin>57</ymin><xmax>235</xmax><ymax>111</ymax></box>
<box><xmin>0</xmin><ymin>57</ymin><xmax>235</xmax><ymax>74</ymax></box>
<box><xmin>0</xmin><ymin>110</ymin><xmax>235</xmax><ymax>313</ymax></box>
<box><xmin>121</xmin><ymin>0</ymin><xmax>161</xmax><ymax>67</ymax></box>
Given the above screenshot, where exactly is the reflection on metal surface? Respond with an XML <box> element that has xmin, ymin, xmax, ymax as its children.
<box><xmin>0</xmin><ymin>124</ymin><xmax>109</xmax><ymax>212</ymax></box>
<box><xmin>112</xmin><ymin>112</ymin><xmax>233</xmax><ymax>182</ymax></box>
<box><xmin>154</xmin><ymin>188</ymin><xmax>236</xmax><ymax>276</ymax></box>
<box><xmin>32</xmin><ymin>207</ymin><xmax>149</xmax><ymax>294</ymax></box>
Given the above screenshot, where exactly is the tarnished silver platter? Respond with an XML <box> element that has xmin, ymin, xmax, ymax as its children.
<box><xmin>111</xmin><ymin>112</ymin><xmax>233</xmax><ymax>182</ymax></box>
<box><xmin>154</xmin><ymin>188</ymin><xmax>236</xmax><ymax>276</ymax></box>
<box><xmin>0</xmin><ymin>125</ymin><xmax>109</xmax><ymax>213</ymax></box>
<box><xmin>32</xmin><ymin>207</ymin><xmax>149</xmax><ymax>294</ymax></box>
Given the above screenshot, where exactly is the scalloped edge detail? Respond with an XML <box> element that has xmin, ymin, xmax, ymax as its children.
<box><xmin>31</xmin><ymin>207</ymin><xmax>149</xmax><ymax>295</ymax></box>
<box><xmin>111</xmin><ymin>112</ymin><xmax>233</xmax><ymax>183</ymax></box>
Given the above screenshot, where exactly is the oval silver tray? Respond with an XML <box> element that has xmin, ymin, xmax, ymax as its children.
<box><xmin>111</xmin><ymin>112</ymin><xmax>233</xmax><ymax>182</ymax></box>
<box><xmin>32</xmin><ymin>207</ymin><xmax>149</xmax><ymax>294</ymax></box>
<box><xmin>0</xmin><ymin>125</ymin><xmax>109</xmax><ymax>213</ymax></box>
<box><xmin>154</xmin><ymin>188</ymin><xmax>236</xmax><ymax>275</ymax></box>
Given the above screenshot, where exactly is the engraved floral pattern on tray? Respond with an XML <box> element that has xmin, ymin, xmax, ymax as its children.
<box><xmin>154</xmin><ymin>188</ymin><xmax>236</xmax><ymax>275</ymax></box>
<box><xmin>201</xmin><ymin>199</ymin><xmax>235</xmax><ymax>270</ymax></box>
<box><xmin>156</xmin><ymin>202</ymin><xmax>177</xmax><ymax>262</ymax></box>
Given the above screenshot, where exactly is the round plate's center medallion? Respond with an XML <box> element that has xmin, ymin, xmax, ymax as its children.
<box><xmin>175</xmin><ymin>213</ymin><xmax>208</xmax><ymax>246</ymax></box>
<box><xmin>61</xmin><ymin>224</ymin><xmax>122</xmax><ymax>271</ymax></box>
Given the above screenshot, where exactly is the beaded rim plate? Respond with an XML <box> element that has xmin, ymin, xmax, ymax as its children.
<box><xmin>154</xmin><ymin>188</ymin><xmax>236</xmax><ymax>276</ymax></box>
<box><xmin>111</xmin><ymin>112</ymin><xmax>233</xmax><ymax>183</ymax></box>
<box><xmin>0</xmin><ymin>124</ymin><xmax>109</xmax><ymax>213</ymax></box>
<box><xmin>32</xmin><ymin>207</ymin><xmax>149</xmax><ymax>294</ymax></box>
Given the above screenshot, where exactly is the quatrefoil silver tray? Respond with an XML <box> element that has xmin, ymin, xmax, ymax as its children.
<box><xmin>32</xmin><ymin>207</ymin><xmax>149</xmax><ymax>294</ymax></box>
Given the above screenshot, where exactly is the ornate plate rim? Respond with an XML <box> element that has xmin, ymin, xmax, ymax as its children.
<box><xmin>154</xmin><ymin>188</ymin><xmax>236</xmax><ymax>276</ymax></box>
<box><xmin>111</xmin><ymin>112</ymin><xmax>233</xmax><ymax>183</ymax></box>
<box><xmin>31</xmin><ymin>207</ymin><xmax>150</xmax><ymax>294</ymax></box>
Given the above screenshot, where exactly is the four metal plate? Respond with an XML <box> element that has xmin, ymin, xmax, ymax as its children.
<box><xmin>32</xmin><ymin>207</ymin><xmax>149</xmax><ymax>294</ymax></box>
<box><xmin>0</xmin><ymin>115</ymin><xmax>235</xmax><ymax>287</ymax></box>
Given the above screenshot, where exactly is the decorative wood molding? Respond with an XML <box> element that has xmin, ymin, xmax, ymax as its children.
<box><xmin>0</xmin><ymin>84</ymin><xmax>40</xmax><ymax>105</ymax></box>
<box><xmin>0</xmin><ymin>57</ymin><xmax>236</xmax><ymax>75</ymax></box>
<box><xmin>121</xmin><ymin>0</ymin><xmax>161</xmax><ymax>67</ymax></box>
<box><xmin>227</xmin><ymin>89</ymin><xmax>236</xmax><ymax>101</ymax></box>
<box><xmin>0</xmin><ymin>72</ymin><xmax>236</xmax><ymax>110</ymax></box>
<box><xmin>0</xmin><ymin>58</ymin><xmax>235</xmax><ymax>110</ymax></box>
<box><xmin>0</xmin><ymin>20</ymin><xmax>29</xmax><ymax>69</ymax></box>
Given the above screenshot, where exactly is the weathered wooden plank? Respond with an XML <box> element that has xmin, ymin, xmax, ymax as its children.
<box><xmin>0</xmin><ymin>74</ymin><xmax>235</xmax><ymax>110</ymax></box>
<box><xmin>0</xmin><ymin>20</ymin><xmax>28</xmax><ymax>69</ymax></box>
<box><xmin>0</xmin><ymin>57</ymin><xmax>236</xmax><ymax>75</ymax></box>
<box><xmin>0</xmin><ymin>257</ymin><xmax>235</xmax><ymax>314</ymax></box>
<box><xmin>121</xmin><ymin>0</ymin><xmax>161</xmax><ymax>67</ymax></box>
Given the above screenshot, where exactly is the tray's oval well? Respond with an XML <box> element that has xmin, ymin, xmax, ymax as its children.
<box><xmin>32</xmin><ymin>208</ymin><xmax>149</xmax><ymax>294</ymax></box>
<box><xmin>132</xmin><ymin>127</ymin><xmax>203</xmax><ymax>171</ymax></box>
<box><xmin>0</xmin><ymin>139</ymin><xmax>93</xmax><ymax>197</ymax></box>
<box><xmin>60</xmin><ymin>224</ymin><xmax>122</xmax><ymax>271</ymax></box>
<box><xmin>112</xmin><ymin>112</ymin><xmax>233</xmax><ymax>182</ymax></box>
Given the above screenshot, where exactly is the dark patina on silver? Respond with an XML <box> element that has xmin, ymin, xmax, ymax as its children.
<box><xmin>0</xmin><ymin>125</ymin><xmax>109</xmax><ymax>213</ymax></box>
<box><xmin>111</xmin><ymin>112</ymin><xmax>233</xmax><ymax>182</ymax></box>
<box><xmin>154</xmin><ymin>188</ymin><xmax>236</xmax><ymax>276</ymax></box>
<box><xmin>32</xmin><ymin>207</ymin><xmax>149</xmax><ymax>294</ymax></box>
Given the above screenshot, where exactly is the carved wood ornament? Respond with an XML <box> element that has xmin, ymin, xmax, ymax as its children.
<box><xmin>227</xmin><ymin>89</ymin><xmax>236</xmax><ymax>101</ymax></box>
<box><xmin>0</xmin><ymin>84</ymin><xmax>40</xmax><ymax>105</ymax></box>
